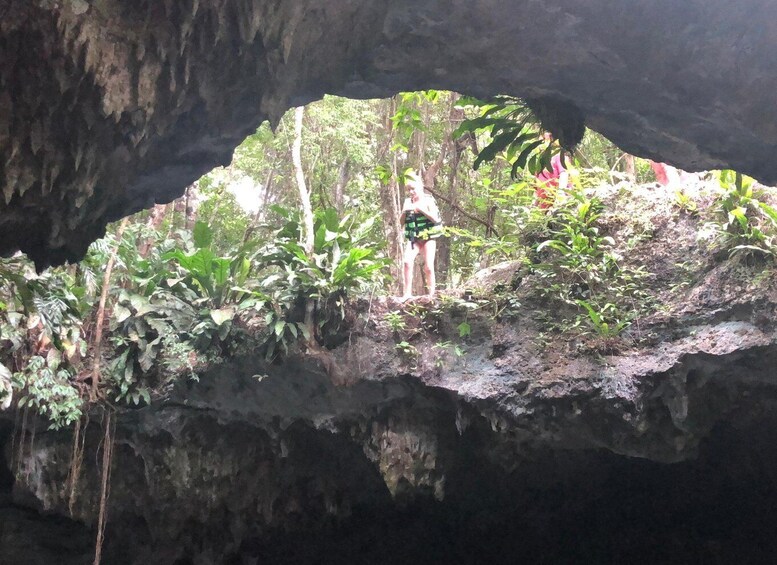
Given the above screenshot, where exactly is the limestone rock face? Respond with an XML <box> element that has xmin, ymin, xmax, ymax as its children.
<box><xmin>4</xmin><ymin>313</ymin><xmax>777</xmax><ymax>563</ymax></box>
<box><xmin>2</xmin><ymin>0</ymin><xmax>777</xmax><ymax>266</ymax></box>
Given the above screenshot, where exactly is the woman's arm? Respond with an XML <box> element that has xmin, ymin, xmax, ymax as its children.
<box><xmin>416</xmin><ymin>196</ymin><xmax>441</xmax><ymax>223</ymax></box>
<box><xmin>400</xmin><ymin>198</ymin><xmax>412</xmax><ymax>225</ymax></box>
<box><xmin>554</xmin><ymin>153</ymin><xmax>569</xmax><ymax>189</ymax></box>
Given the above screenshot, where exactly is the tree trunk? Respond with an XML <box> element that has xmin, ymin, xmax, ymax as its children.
<box><xmin>183</xmin><ymin>184</ymin><xmax>198</xmax><ymax>231</ymax></box>
<box><xmin>138</xmin><ymin>204</ymin><xmax>168</xmax><ymax>258</ymax></box>
<box><xmin>292</xmin><ymin>106</ymin><xmax>316</xmax><ymax>337</ymax></box>
<box><xmin>242</xmin><ymin>168</ymin><xmax>275</xmax><ymax>244</ymax></box>
<box><xmin>333</xmin><ymin>158</ymin><xmax>350</xmax><ymax>216</ymax></box>
<box><xmin>91</xmin><ymin>217</ymin><xmax>129</xmax><ymax>399</ymax></box>
<box><xmin>293</xmin><ymin>107</ymin><xmax>314</xmax><ymax>255</ymax></box>
<box><xmin>624</xmin><ymin>154</ymin><xmax>636</xmax><ymax>178</ymax></box>
<box><xmin>376</xmin><ymin>98</ymin><xmax>404</xmax><ymax>294</ymax></box>
<box><xmin>172</xmin><ymin>190</ymin><xmax>187</xmax><ymax>231</ymax></box>
<box><xmin>436</xmin><ymin>94</ymin><xmax>463</xmax><ymax>289</ymax></box>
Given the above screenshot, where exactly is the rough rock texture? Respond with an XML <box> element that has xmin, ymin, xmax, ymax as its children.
<box><xmin>4</xmin><ymin>0</ymin><xmax>777</xmax><ymax>266</ymax></box>
<box><xmin>4</xmin><ymin>299</ymin><xmax>777</xmax><ymax>563</ymax></box>
<box><xmin>5</xmin><ymin>182</ymin><xmax>777</xmax><ymax>563</ymax></box>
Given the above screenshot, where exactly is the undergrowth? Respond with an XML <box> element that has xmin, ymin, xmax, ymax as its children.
<box><xmin>528</xmin><ymin>188</ymin><xmax>654</xmax><ymax>338</ymax></box>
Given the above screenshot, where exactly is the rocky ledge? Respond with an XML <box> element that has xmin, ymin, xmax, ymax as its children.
<box><xmin>4</xmin><ymin>276</ymin><xmax>777</xmax><ymax>563</ymax></box>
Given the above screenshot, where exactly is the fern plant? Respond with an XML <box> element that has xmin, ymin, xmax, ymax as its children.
<box><xmin>713</xmin><ymin>170</ymin><xmax>777</xmax><ymax>258</ymax></box>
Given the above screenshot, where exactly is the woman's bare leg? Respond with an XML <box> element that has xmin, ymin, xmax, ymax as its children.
<box><xmin>402</xmin><ymin>241</ymin><xmax>419</xmax><ymax>298</ymax></box>
<box><xmin>420</xmin><ymin>239</ymin><xmax>437</xmax><ymax>297</ymax></box>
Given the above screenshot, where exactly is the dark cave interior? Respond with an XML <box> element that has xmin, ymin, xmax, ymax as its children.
<box><xmin>3</xmin><ymin>412</ymin><xmax>777</xmax><ymax>564</ymax></box>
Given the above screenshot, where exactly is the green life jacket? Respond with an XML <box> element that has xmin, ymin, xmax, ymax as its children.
<box><xmin>404</xmin><ymin>211</ymin><xmax>442</xmax><ymax>242</ymax></box>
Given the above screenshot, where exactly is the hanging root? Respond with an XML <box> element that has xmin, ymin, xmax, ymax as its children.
<box><xmin>93</xmin><ymin>410</ymin><xmax>115</xmax><ymax>565</ymax></box>
<box><xmin>28</xmin><ymin>418</ymin><xmax>36</xmax><ymax>474</ymax></box>
<box><xmin>13</xmin><ymin>406</ymin><xmax>29</xmax><ymax>477</ymax></box>
<box><xmin>67</xmin><ymin>415</ymin><xmax>89</xmax><ymax>516</ymax></box>
<box><xmin>10</xmin><ymin>402</ymin><xmax>22</xmax><ymax>473</ymax></box>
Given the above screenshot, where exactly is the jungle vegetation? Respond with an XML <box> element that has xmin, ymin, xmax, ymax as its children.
<box><xmin>1</xmin><ymin>91</ymin><xmax>775</xmax><ymax>430</ymax></box>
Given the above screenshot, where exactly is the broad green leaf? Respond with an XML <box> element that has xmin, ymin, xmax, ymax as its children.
<box><xmin>515</xmin><ymin>139</ymin><xmax>544</xmax><ymax>170</ymax></box>
<box><xmin>212</xmin><ymin>258</ymin><xmax>231</xmax><ymax>288</ymax></box>
<box><xmin>46</xmin><ymin>348</ymin><xmax>61</xmax><ymax>371</ymax></box>
<box><xmin>262</xmin><ymin>274</ymin><xmax>282</xmax><ymax>288</ymax></box>
<box><xmin>138</xmin><ymin>348</ymin><xmax>156</xmax><ymax>372</ymax></box>
<box><xmin>193</xmin><ymin>221</ymin><xmax>214</xmax><ymax>249</ymax></box>
<box><xmin>0</xmin><ymin>361</ymin><xmax>11</xmax><ymax>383</ymax></box>
<box><xmin>112</xmin><ymin>304</ymin><xmax>132</xmax><ymax>324</ymax></box>
<box><xmin>474</xmin><ymin>129</ymin><xmax>520</xmax><ymax>170</ymax></box>
<box><xmin>321</xmin><ymin>208</ymin><xmax>340</xmax><ymax>232</ymax></box>
<box><xmin>757</xmin><ymin>201</ymin><xmax>777</xmax><ymax>227</ymax></box>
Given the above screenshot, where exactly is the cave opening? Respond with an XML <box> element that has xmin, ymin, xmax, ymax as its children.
<box><xmin>5</xmin><ymin>2</ymin><xmax>777</xmax><ymax>563</ymax></box>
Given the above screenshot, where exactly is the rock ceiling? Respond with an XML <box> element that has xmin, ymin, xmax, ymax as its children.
<box><xmin>2</xmin><ymin>0</ymin><xmax>777</xmax><ymax>267</ymax></box>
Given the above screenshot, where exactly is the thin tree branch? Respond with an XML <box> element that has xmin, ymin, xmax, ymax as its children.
<box><xmin>423</xmin><ymin>186</ymin><xmax>500</xmax><ymax>237</ymax></box>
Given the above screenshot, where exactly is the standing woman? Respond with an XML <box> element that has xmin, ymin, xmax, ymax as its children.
<box><xmin>400</xmin><ymin>171</ymin><xmax>442</xmax><ymax>299</ymax></box>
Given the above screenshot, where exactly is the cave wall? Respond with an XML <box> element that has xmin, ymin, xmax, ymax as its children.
<box><xmin>0</xmin><ymin>257</ymin><xmax>776</xmax><ymax>560</ymax></box>
<box><xmin>3</xmin><ymin>0</ymin><xmax>777</xmax><ymax>266</ymax></box>
<box><xmin>4</xmin><ymin>332</ymin><xmax>777</xmax><ymax>564</ymax></box>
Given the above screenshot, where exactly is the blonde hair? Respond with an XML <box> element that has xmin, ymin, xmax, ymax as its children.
<box><xmin>405</xmin><ymin>170</ymin><xmax>424</xmax><ymax>189</ymax></box>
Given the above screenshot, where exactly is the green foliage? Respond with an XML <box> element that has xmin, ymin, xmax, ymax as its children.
<box><xmin>390</xmin><ymin>91</ymin><xmax>440</xmax><ymax>152</ymax></box>
<box><xmin>574</xmin><ymin>131</ymin><xmax>655</xmax><ymax>185</ymax></box>
<box><xmin>195</xmin><ymin>182</ymin><xmax>253</xmax><ymax>255</ymax></box>
<box><xmin>105</xmin><ymin>206</ymin><xmax>386</xmax><ymax>368</ymax></box>
<box><xmin>0</xmin><ymin>259</ymin><xmax>88</xmax><ymax>349</ymax></box>
<box><xmin>395</xmin><ymin>341</ymin><xmax>418</xmax><ymax>358</ymax></box>
<box><xmin>531</xmin><ymin>189</ymin><xmax>652</xmax><ymax>337</ymax></box>
<box><xmin>492</xmin><ymin>291</ymin><xmax>523</xmax><ymax>320</ymax></box>
<box><xmin>575</xmin><ymin>300</ymin><xmax>630</xmax><ymax>338</ymax></box>
<box><xmin>260</xmin><ymin>314</ymin><xmax>310</xmax><ymax>361</ymax></box>
<box><xmin>108</xmin><ymin>290</ymin><xmax>199</xmax><ymax>404</ymax></box>
<box><xmin>163</xmin><ymin>221</ymin><xmax>255</xmax><ymax>308</ymax></box>
<box><xmin>454</xmin><ymin>95</ymin><xmax>562</xmax><ymax>178</ymax></box>
<box><xmin>102</xmin><ymin>220</ymin><xmax>256</xmax><ymax>400</ymax></box>
<box><xmin>1</xmin><ymin>257</ymin><xmax>90</xmax><ymax>428</ymax></box>
<box><xmin>254</xmin><ymin>205</ymin><xmax>388</xmax><ymax>356</ymax></box>
<box><xmin>712</xmin><ymin>170</ymin><xmax>777</xmax><ymax>258</ymax></box>
<box><xmin>536</xmin><ymin>191</ymin><xmax>613</xmax><ymax>265</ymax></box>
<box><xmin>0</xmin><ymin>362</ymin><xmax>11</xmax><ymax>409</ymax></box>
<box><xmin>384</xmin><ymin>311</ymin><xmax>407</xmax><ymax>332</ymax></box>
<box><xmin>432</xmin><ymin>340</ymin><xmax>465</xmax><ymax>368</ymax></box>
<box><xmin>673</xmin><ymin>189</ymin><xmax>698</xmax><ymax>215</ymax></box>
<box><xmin>13</xmin><ymin>355</ymin><xmax>82</xmax><ymax>430</ymax></box>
